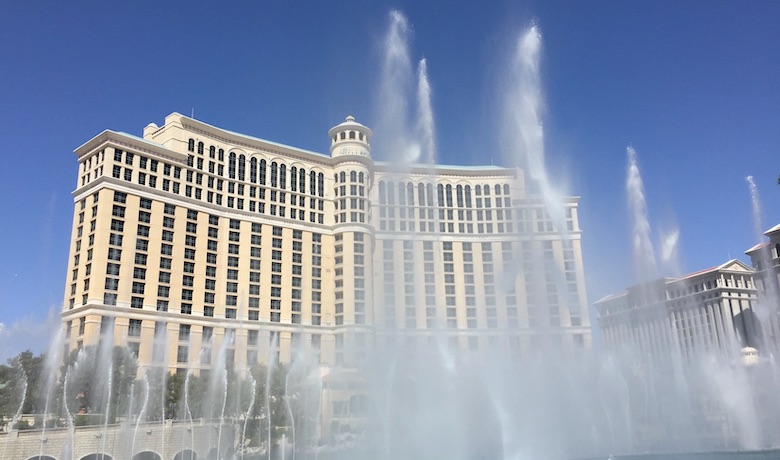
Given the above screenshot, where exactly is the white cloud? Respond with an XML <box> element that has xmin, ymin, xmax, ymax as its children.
<box><xmin>0</xmin><ymin>308</ymin><xmax>60</xmax><ymax>363</ymax></box>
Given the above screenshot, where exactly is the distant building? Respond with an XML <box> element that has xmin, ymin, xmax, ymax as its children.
<box><xmin>595</xmin><ymin>260</ymin><xmax>759</xmax><ymax>359</ymax></box>
<box><xmin>61</xmin><ymin>113</ymin><xmax>590</xmax><ymax>376</ymax></box>
<box><xmin>746</xmin><ymin>223</ymin><xmax>780</xmax><ymax>350</ymax></box>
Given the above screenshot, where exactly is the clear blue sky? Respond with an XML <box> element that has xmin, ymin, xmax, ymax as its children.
<box><xmin>1</xmin><ymin>1</ymin><xmax>779</xmax><ymax>358</ymax></box>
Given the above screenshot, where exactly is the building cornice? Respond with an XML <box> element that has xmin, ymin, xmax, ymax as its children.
<box><xmin>74</xmin><ymin>130</ymin><xmax>188</xmax><ymax>163</ymax></box>
<box><xmin>173</xmin><ymin>113</ymin><xmax>334</xmax><ymax>168</ymax></box>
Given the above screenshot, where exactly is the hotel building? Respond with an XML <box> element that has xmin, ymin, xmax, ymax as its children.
<box><xmin>595</xmin><ymin>260</ymin><xmax>759</xmax><ymax>360</ymax></box>
<box><xmin>61</xmin><ymin>112</ymin><xmax>590</xmax><ymax>375</ymax></box>
<box><xmin>746</xmin><ymin>223</ymin><xmax>780</xmax><ymax>350</ymax></box>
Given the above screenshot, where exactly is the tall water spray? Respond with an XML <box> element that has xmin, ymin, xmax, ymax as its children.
<box><xmin>131</xmin><ymin>375</ymin><xmax>150</xmax><ymax>457</ymax></box>
<box><xmin>373</xmin><ymin>10</ymin><xmax>437</xmax><ymax>167</ymax></box>
<box><xmin>747</xmin><ymin>176</ymin><xmax>764</xmax><ymax>243</ymax></box>
<box><xmin>375</xmin><ymin>10</ymin><xmax>414</xmax><ymax>163</ymax></box>
<box><xmin>242</xmin><ymin>377</ymin><xmax>257</xmax><ymax>460</ymax></box>
<box><xmin>2</xmin><ymin>374</ymin><xmax>27</xmax><ymax>460</ymax></box>
<box><xmin>416</xmin><ymin>58</ymin><xmax>436</xmax><ymax>165</ymax></box>
<box><xmin>62</xmin><ymin>367</ymin><xmax>75</xmax><ymax>460</ymax></box>
<box><xmin>502</xmin><ymin>24</ymin><xmax>566</xmax><ymax>232</ymax></box>
<box><xmin>626</xmin><ymin>146</ymin><xmax>657</xmax><ymax>282</ymax></box>
<box><xmin>659</xmin><ymin>226</ymin><xmax>682</xmax><ymax>276</ymax></box>
<box><xmin>216</xmin><ymin>370</ymin><xmax>228</xmax><ymax>459</ymax></box>
<box><xmin>746</xmin><ymin>175</ymin><xmax>778</xmax><ymax>347</ymax></box>
<box><xmin>39</xmin><ymin>322</ymin><xmax>65</xmax><ymax>456</ymax></box>
<box><xmin>266</xmin><ymin>333</ymin><xmax>279</xmax><ymax>460</ymax></box>
<box><xmin>183</xmin><ymin>369</ymin><xmax>195</xmax><ymax>455</ymax></box>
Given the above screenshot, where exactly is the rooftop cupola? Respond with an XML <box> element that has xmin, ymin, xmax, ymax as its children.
<box><xmin>328</xmin><ymin>115</ymin><xmax>372</xmax><ymax>159</ymax></box>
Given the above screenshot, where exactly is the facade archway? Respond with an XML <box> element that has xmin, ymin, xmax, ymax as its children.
<box><xmin>132</xmin><ymin>452</ymin><xmax>161</xmax><ymax>460</ymax></box>
<box><xmin>79</xmin><ymin>455</ymin><xmax>114</xmax><ymax>460</ymax></box>
<box><xmin>173</xmin><ymin>450</ymin><xmax>197</xmax><ymax>460</ymax></box>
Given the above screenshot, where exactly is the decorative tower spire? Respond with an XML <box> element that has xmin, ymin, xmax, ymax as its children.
<box><xmin>328</xmin><ymin>115</ymin><xmax>372</xmax><ymax>159</ymax></box>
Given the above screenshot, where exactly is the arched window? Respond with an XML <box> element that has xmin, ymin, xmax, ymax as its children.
<box><xmin>310</xmin><ymin>171</ymin><xmax>316</xmax><ymax>195</ymax></box>
<box><xmin>484</xmin><ymin>184</ymin><xmax>490</xmax><ymax>195</ymax></box>
<box><xmin>398</xmin><ymin>182</ymin><xmax>406</xmax><ymax>205</ymax></box>
<box><xmin>291</xmin><ymin>167</ymin><xmax>298</xmax><ymax>191</ymax></box>
<box><xmin>426</xmin><ymin>184</ymin><xmax>434</xmax><ymax>206</ymax></box>
<box><xmin>197</xmin><ymin>142</ymin><xmax>204</xmax><ymax>154</ymax></box>
<box><xmin>299</xmin><ymin>168</ymin><xmax>305</xmax><ymax>192</ymax></box>
<box><xmin>495</xmin><ymin>184</ymin><xmax>502</xmax><ymax>195</ymax></box>
<box><xmin>350</xmin><ymin>171</ymin><xmax>357</xmax><ymax>182</ymax></box>
<box><xmin>437</xmin><ymin>184</ymin><xmax>445</xmax><ymax>206</ymax></box>
<box><xmin>340</xmin><ymin>171</ymin><xmax>346</xmax><ymax>183</ymax></box>
<box><xmin>475</xmin><ymin>185</ymin><xmax>482</xmax><ymax>196</ymax></box>
<box><xmin>418</xmin><ymin>183</ymin><xmax>425</xmax><ymax>206</ymax></box>
<box><xmin>250</xmin><ymin>158</ymin><xmax>257</xmax><ymax>183</ymax></box>
<box><xmin>259</xmin><ymin>159</ymin><xmax>266</xmax><ymax>185</ymax></box>
<box><xmin>503</xmin><ymin>184</ymin><xmax>510</xmax><ymax>195</ymax></box>
<box><xmin>279</xmin><ymin>164</ymin><xmax>286</xmax><ymax>189</ymax></box>
<box><xmin>446</xmin><ymin>184</ymin><xmax>453</xmax><ymax>207</ymax></box>
<box><xmin>270</xmin><ymin>162</ymin><xmax>278</xmax><ymax>187</ymax></box>
<box><xmin>465</xmin><ymin>185</ymin><xmax>472</xmax><ymax>207</ymax></box>
<box><xmin>209</xmin><ymin>146</ymin><xmax>215</xmax><ymax>158</ymax></box>
<box><xmin>359</xmin><ymin>172</ymin><xmax>365</xmax><ymax>183</ymax></box>
<box><xmin>238</xmin><ymin>155</ymin><xmax>246</xmax><ymax>181</ymax></box>
<box><xmin>318</xmin><ymin>172</ymin><xmax>324</xmax><ymax>196</ymax></box>
<box><xmin>407</xmin><ymin>183</ymin><xmax>415</xmax><ymax>206</ymax></box>
<box><xmin>187</xmin><ymin>139</ymin><xmax>195</xmax><ymax>152</ymax></box>
<box><xmin>218</xmin><ymin>149</ymin><xmax>224</xmax><ymax>161</ymax></box>
<box><xmin>387</xmin><ymin>182</ymin><xmax>395</xmax><ymax>205</ymax></box>
<box><xmin>228</xmin><ymin>153</ymin><xmax>236</xmax><ymax>179</ymax></box>
<box><xmin>457</xmin><ymin>185</ymin><xmax>464</xmax><ymax>207</ymax></box>
<box><xmin>378</xmin><ymin>181</ymin><xmax>387</xmax><ymax>204</ymax></box>
<box><xmin>349</xmin><ymin>131</ymin><xmax>356</xmax><ymax>139</ymax></box>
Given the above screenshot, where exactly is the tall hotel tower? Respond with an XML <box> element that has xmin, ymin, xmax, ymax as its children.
<box><xmin>62</xmin><ymin>113</ymin><xmax>590</xmax><ymax>374</ymax></box>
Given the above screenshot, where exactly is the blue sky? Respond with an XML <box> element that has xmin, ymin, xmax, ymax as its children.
<box><xmin>1</xmin><ymin>1</ymin><xmax>779</xmax><ymax>358</ymax></box>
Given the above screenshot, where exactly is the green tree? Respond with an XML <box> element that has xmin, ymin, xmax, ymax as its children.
<box><xmin>60</xmin><ymin>346</ymin><xmax>138</xmax><ymax>423</ymax></box>
<box><xmin>9</xmin><ymin>351</ymin><xmax>45</xmax><ymax>414</ymax></box>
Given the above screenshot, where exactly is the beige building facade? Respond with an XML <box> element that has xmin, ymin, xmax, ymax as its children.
<box><xmin>61</xmin><ymin>113</ymin><xmax>590</xmax><ymax>376</ymax></box>
<box><xmin>595</xmin><ymin>260</ymin><xmax>759</xmax><ymax>360</ymax></box>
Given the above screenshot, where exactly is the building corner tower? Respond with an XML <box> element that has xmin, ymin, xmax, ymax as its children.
<box><xmin>328</xmin><ymin>116</ymin><xmax>375</xmax><ymax>366</ymax></box>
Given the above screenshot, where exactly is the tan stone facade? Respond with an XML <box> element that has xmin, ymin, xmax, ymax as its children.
<box><xmin>61</xmin><ymin>113</ymin><xmax>590</xmax><ymax>375</ymax></box>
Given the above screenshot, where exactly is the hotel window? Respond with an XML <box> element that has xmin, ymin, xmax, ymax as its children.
<box><xmin>128</xmin><ymin>319</ymin><xmax>142</xmax><ymax>337</ymax></box>
<box><xmin>177</xmin><ymin>346</ymin><xmax>188</xmax><ymax>363</ymax></box>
